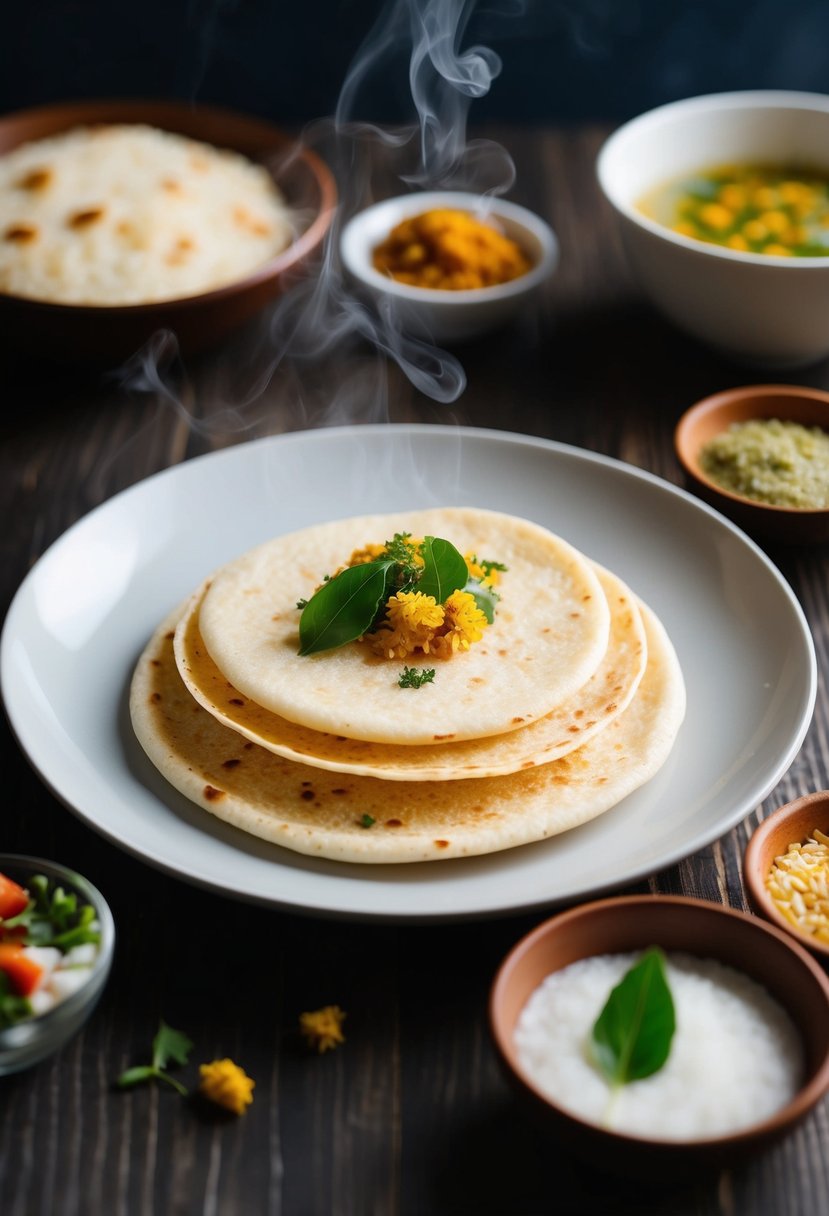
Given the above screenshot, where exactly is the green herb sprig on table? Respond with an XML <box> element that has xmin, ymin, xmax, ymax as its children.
<box><xmin>590</xmin><ymin>947</ymin><xmax>676</xmax><ymax>1122</ymax></box>
<box><xmin>117</xmin><ymin>1020</ymin><xmax>194</xmax><ymax>1096</ymax></box>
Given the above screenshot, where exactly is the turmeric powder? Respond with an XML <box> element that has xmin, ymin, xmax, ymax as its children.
<box><xmin>372</xmin><ymin>208</ymin><xmax>531</xmax><ymax>290</ymax></box>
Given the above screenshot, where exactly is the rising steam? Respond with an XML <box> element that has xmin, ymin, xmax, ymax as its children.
<box><xmin>119</xmin><ymin>0</ymin><xmax>517</xmax><ymax>434</ymax></box>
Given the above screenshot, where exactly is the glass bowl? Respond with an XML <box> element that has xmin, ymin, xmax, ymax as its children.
<box><xmin>0</xmin><ymin>855</ymin><xmax>115</xmax><ymax>1075</ymax></box>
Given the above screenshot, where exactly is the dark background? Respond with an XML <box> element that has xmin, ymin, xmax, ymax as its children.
<box><xmin>3</xmin><ymin>0</ymin><xmax>829</xmax><ymax>129</ymax></box>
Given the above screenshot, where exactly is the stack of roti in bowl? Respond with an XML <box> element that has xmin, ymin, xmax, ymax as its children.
<box><xmin>130</xmin><ymin>508</ymin><xmax>685</xmax><ymax>863</ymax></box>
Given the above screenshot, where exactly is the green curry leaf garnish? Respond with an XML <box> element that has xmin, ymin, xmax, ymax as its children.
<box><xmin>299</xmin><ymin>561</ymin><xmax>396</xmax><ymax>656</ymax></box>
<box><xmin>591</xmin><ymin>947</ymin><xmax>676</xmax><ymax>1094</ymax></box>
<box><xmin>297</xmin><ymin>533</ymin><xmax>474</xmax><ymax>657</ymax></box>
<box><xmin>415</xmin><ymin>536</ymin><xmax>469</xmax><ymax>604</ymax></box>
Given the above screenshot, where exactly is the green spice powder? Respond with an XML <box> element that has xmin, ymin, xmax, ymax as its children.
<box><xmin>699</xmin><ymin>418</ymin><xmax>829</xmax><ymax>509</ymax></box>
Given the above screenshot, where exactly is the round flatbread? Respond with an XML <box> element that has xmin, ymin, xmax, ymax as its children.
<box><xmin>173</xmin><ymin>563</ymin><xmax>647</xmax><ymax>780</ymax></box>
<box><xmin>196</xmin><ymin>508</ymin><xmax>611</xmax><ymax>745</ymax></box>
<box><xmin>129</xmin><ymin>598</ymin><xmax>685</xmax><ymax>864</ymax></box>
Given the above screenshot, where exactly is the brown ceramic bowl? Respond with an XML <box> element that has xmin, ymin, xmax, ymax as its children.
<box><xmin>0</xmin><ymin>99</ymin><xmax>337</xmax><ymax>363</ymax></box>
<box><xmin>744</xmin><ymin>791</ymin><xmax>829</xmax><ymax>961</ymax></box>
<box><xmin>489</xmin><ymin>894</ymin><xmax>829</xmax><ymax>1178</ymax></box>
<box><xmin>674</xmin><ymin>384</ymin><xmax>829</xmax><ymax>545</ymax></box>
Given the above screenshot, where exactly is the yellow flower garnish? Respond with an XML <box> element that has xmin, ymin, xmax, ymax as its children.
<box><xmin>368</xmin><ymin>590</ymin><xmax>445</xmax><ymax>659</ymax></box>
<box><xmin>464</xmin><ymin>552</ymin><xmax>502</xmax><ymax>587</ymax></box>
<box><xmin>300</xmin><ymin>1005</ymin><xmax>347</xmax><ymax>1053</ymax></box>
<box><xmin>429</xmin><ymin>589</ymin><xmax>488</xmax><ymax>659</ymax></box>
<box><xmin>198</xmin><ymin>1058</ymin><xmax>255</xmax><ymax>1115</ymax></box>
<box><xmin>347</xmin><ymin>543</ymin><xmax>386</xmax><ymax>566</ymax></box>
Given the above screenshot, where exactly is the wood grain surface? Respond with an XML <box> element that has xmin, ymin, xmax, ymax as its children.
<box><xmin>1</xmin><ymin>124</ymin><xmax>828</xmax><ymax>1216</ymax></box>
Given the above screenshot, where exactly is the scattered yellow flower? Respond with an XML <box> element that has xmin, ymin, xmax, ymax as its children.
<box><xmin>198</xmin><ymin>1058</ymin><xmax>255</xmax><ymax>1115</ymax></box>
<box><xmin>300</xmin><ymin>1005</ymin><xmax>347</xmax><ymax>1053</ymax></box>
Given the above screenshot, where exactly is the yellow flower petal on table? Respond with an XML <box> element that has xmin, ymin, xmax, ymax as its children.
<box><xmin>198</xmin><ymin>1059</ymin><xmax>255</xmax><ymax>1115</ymax></box>
<box><xmin>300</xmin><ymin>1005</ymin><xmax>347</xmax><ymax>1053</ymax></box>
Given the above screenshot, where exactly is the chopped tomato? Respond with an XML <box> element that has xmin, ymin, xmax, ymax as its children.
<box><xmin>0</xmin><ymin>873</ymin><xmax>29</xmax><ymax>920</ymax></box>
<box><xmin>0</xmin><ymin>943</ymin><xmax>43</xmax><ymax>996</ymax></box>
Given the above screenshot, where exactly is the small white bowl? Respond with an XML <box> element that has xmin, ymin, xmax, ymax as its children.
<box><xmin>339</xmin><ymin>190</ymin><xmax>558</xmax><ymax>344</ymax></box>
<box><xmin>597</xmin><ymin>90</ymin><xmax>829</xmax><ymax>368</ymax></box>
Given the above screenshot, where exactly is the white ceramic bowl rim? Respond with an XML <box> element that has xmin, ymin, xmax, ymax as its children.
<box><xmin>597</xmin><ymin>89</ymin><xmax>829</xmax><ymax>269</ymax></box>
<box><xmin>340</xmin><ymin>190</ymin><xmax>559</xmax><ymax>303</ymax></box>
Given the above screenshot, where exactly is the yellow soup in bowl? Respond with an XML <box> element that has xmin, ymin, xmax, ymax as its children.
<box><xmin>638</xmin><ymin>164</ymin><xmax>829</xmax><ymax>257</ymax></box>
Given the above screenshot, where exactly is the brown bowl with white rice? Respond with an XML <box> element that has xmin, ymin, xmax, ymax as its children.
<box><xmin>489</xmin><ymin>894</ymin><xmax>829</xmax><ymax>1177</ymax></box>
<box><xmin>0</xmin><ymin>99</ymin><xmax>337</xmax><ymax>362</ymax></box>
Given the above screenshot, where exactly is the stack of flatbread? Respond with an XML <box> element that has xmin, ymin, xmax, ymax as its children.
<box><xmin>130</xmin><ymin>508</ymin><xmax>685</xmax><ymax>863</ymax></box>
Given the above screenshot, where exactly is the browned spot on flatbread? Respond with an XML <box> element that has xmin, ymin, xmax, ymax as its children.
<box><xmin>68</xmin><ymin>207</ymin><xmax>105</xmax><ymax>229</ymax></box>
<box><xmin>150</xmin><ymin>692</ymin><xmax>161</xmax><ymax>704</ymax></box>
<box><xmin>512</xmin><ymin>717</ymin><xmax>525</xmax><ymax>724</ymax></box>
<box><xmin>434</xmin><ymin>840</ymin><xmax>450</xmax><ymax>849</ymax></box>
<box><xmin>222</xmin><ymin>758</ymin><xmax>241</xmax><ymax>769</ymax></box>
<box><xmin>229</xmin><ymin>698</ymin><xmax>245</xmax><ymax>706</ymax></box>
<box><xmin>16</xmin><ymin>167</ymin><xmax>52</xmax><ymax>190</ymax></box>
<box><xmin>605</xmin><ymin>702</ymin><xmax>617</xmax><ymax>714</ymax></box>
<box><xmin>204</xmin><ymin>785</ymin><xmax>225</xmax><ymax>801</ymax></box>
<box><xmin>4</xmin><ymin>223</ymin><xmax>38</xmax><ymax>243</ymax></box>
<box><xmin>385</xmin><ymin>819</ymin><xmax>403</xmax><ymax>828</ymax></box>
<box><xmin>433</xmin><ymin>734</ymin><xmax>455</xmax><ymax>741</ymax></box>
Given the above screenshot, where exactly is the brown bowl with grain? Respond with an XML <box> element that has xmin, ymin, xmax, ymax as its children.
<box><xmin>674</xmin><ymin>384</ymin><xmax>829</xmax><ymax>546</ymax></box>
<box><xmin>744</xmin><ymin>791</ymin><xmax>829</xmax><ymax>960</ymax></box>
<box><xmin>0</xmin><ymin>99</ymin><xmax>337</xmax><ymax>363</ymax></box>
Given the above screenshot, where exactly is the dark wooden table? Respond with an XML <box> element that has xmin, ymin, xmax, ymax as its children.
<box><xmin>2</xmin><ymin>124</ymin><xmax>828</xmax><ymax>1216</ymax></box>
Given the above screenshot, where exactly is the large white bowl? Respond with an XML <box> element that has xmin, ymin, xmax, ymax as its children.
<box><xmin>597</xmin><ymin>90</ymin><xmax>829</xmax><ymax>367</ymax></box>
<box><xmin>339</xmin><ymin>190</ymin><xmax>558</xmax><ymax>344</ymax></box>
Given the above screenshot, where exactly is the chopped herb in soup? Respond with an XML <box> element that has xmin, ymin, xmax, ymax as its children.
<box><xmin>699</xmin><ymin>418</ymin><xmax>829</xmax><ymax>509</ymax></box>
<box><xmin>639</xmin><ymin>164</ymin><xmax>829</xmax><ymax>257</ymax></box>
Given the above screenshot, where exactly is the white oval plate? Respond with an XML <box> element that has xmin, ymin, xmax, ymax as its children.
<box><xmin>1</xmin><ymin>425</ymin><xmax>816</xmax><ymax>922</ymax></box>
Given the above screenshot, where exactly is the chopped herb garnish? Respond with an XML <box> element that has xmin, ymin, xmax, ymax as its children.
<box><xmin>2</xmin><ymin>873</ymin><xmax>100</xmax><ymax>951</ymax></box>
<box><xmin>117</xmin><ymin>1019</ymin><xmax>194</xmax><ymax>1096</ymax></box>
<box><xmin>359</xmin><ymin>814</ymin><xmax>376</xmax><ymax>829</ymax></box>
<box><xmin>468</xmin><ymin>555</ymin><xmax>508</xmax><ymax>577</ymax></box>
<box><xmin>0</xmin><ymin>971</ymin><xmax>33</xmax><ymax>1030</ymax></box>
<box><xmin>296</xmin><ymin>598</ymin><xmax>309</xmax><ymax>610</ymax></box>
<box><xmin>398</xmin><ymin>666</ymin><xmax>436</xmax><ymax>689</ymax></box>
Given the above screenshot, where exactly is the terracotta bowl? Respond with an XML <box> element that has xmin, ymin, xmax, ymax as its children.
<box><xmin>744</xmin><ymin>791</ymin><xmax>829</xmax><ymax>960</ymax></box>
<box><xmin>674</xmin><ymin>383</ymin><xmax>829</xmax><ymax>545</ymax></box>
<box><xmin>0</xmin><ymin>99</ymin><xmax>337</xmax><ymax>363</ymax></box>
<box><xmin>489</xmin><ymin>894</ymin><xmax>829</xmax><ymax>1178</ymax></box>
